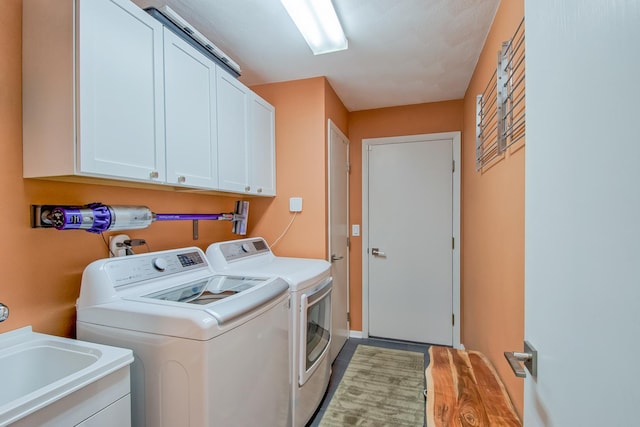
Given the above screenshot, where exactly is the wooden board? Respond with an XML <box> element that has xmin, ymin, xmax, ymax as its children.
<box><xmin>426</xmin><ymin>346</ymin><xmax>522</xmax><ymax>427</ymax></box>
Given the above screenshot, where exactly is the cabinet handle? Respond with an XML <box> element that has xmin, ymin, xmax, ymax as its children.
<box><xmin>178</xmin><ymin>176</ymin><xmax>186</xmax><ymax>183</ymax></box>
<box><xmin>257</xmin><ymin>188</ymin><xmax>263</xmax><ymax>193</ymax></box>
<box><xmin>149</xmin><ymin>171</ymin><xmax>159</xmax><ymax>179</ymax></box>
<box><xmin>245</xmin><ymin>185</ymin><xmax>251</xmax><ymax>192</ymax></box>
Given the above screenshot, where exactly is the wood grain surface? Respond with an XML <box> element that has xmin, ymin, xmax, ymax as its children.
<box><xmin>426</xmin><ymin>346</ymin><xmax>521</xmax><ymax>427</ymax></box>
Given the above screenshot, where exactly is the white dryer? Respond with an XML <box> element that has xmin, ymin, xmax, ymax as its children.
<box><xmin>206</xmin><ymin>238</ymin><xmax>332</xmax><ymax>427</ymax></box>
<box><xmin>76</xmin><ymin>247</ymin><xmax>290</xmax><ymax>427</ymax></box>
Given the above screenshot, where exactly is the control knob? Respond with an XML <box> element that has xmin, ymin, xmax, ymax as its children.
<box><xmin>152</xmin><ymin>257</ymin><xmax>168</xmax><ymax>271</ymax></box>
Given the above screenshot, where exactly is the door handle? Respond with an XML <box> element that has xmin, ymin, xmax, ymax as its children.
<box><xmin>371</xmin><ymin>248</ymin><xmax>386</xmax><ymax>257</ymax></box>
<box><xmin>331</xmin><ymin>254</ymin><xmax>343</xmax><ymax>262</ymax></box>
<box><xmin>504</xmin><ymin>341</ymin><xmax>537</xmax><ymax>378</ymax></box>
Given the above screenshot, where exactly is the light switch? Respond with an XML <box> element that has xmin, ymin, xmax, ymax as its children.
<box><xmin>352</xmin><ymin>224</ymin><xmax>360</xmax><ymax>236</ymax></box>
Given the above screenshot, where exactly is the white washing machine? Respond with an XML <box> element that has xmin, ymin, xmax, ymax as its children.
<box><xmin>76</xmin><ymin>247</ymin><xmax>290</xmax><ymax>427</ymax></box>
<box><xmin>206</xmin><ymin>238</ymin><xmax>332</xmax><ymax>427</ymax></box>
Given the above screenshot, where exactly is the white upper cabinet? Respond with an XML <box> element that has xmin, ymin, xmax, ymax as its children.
<box><xmin>163</xmin><ymin>28</ymin><xmax>218</xmax><ymax>189</ymax></box>
<box><xmin>249</xmin><ymin>94</ymin><xmax>276</xmax><ymax>196</ymax></box>
<box><xmin>217</xmin><ymin>71</ymin><xmax>276</xmax><ymax>196</ymax></box>
<box><xmin>217</xmin><ymin>70</ymin><xmax>251</xmax><ymax>194</ymax></box>
<box><xmin>23</xmin><ymin>0</ymin><xmax>275</xmax><ymax>196</ymax></box>
<box><xmin>23</xmin><ymin>0</ymin><xmax>166</xmax><ymax>183</ymax></box>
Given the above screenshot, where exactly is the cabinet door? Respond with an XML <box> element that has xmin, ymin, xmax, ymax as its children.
<box><xmin>217</xmin><ymin>69</ymin><xmax>250</xmax><ymax>193</ymax></box>
<box><xmin>249</xmin><ymin>94</ymin><xmax>276</xmax><ymax>196</ymax></box>
<box><xmin>75</xmin><ymin>395</ymin><xmax>131</xmax><ymax>426</ymax></box>
<box><xmin>164</xmin><ymin>29</ymin><xmax>218</xmax><ymax>189</ymax></box>
<box><xmin>77</xmin><ymin>0</ymin><xmax>165</xmax><ymax>182</ymax></box>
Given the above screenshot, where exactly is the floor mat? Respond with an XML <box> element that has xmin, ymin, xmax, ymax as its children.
<box><xmin>319</xmin><ymin>344</ymin><xmax>425</xmax><ymax>426</ymax></box>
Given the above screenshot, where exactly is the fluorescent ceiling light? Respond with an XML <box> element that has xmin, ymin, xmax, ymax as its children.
<box><xmin>280</xmin><ymin>0</ymin><xmax>348</xmax><ymax>55</ymax></box>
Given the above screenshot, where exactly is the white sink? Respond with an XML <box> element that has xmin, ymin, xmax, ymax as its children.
<box><xmin>0</xmin><ymin>326</ymin><xmax>133</xmax><ymax>426</ymax></box>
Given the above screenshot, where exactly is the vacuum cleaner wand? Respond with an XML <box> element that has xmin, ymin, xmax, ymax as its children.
<box><xmin>48</xmin><ymin>201</ymin><xmax>249</xmax><ymax>235</ymax></box>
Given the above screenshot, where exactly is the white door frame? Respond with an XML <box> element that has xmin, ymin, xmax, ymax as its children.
<box><xmin>361</xmin><ymin>131</ymin><xmax>461</xmax><ymax>348</ymax></box>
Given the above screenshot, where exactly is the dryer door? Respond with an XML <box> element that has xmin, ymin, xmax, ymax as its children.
<box><xmin>299</xmin><ymin>277</ymin><xmax>332</xmax><ymax>386</ymax></box>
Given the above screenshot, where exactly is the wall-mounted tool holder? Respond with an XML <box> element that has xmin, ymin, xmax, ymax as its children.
<box><xmin>476</xmin><ymin>17</ymin><xmax>526</xmax><ymax>172</ymax></box>
<box><xmin>31</xmin><ymin>201</ymin><xmax>249</xmax><ymax>240</ymax></box>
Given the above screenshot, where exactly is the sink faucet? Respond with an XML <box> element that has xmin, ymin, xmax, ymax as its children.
<box><xmin>0</xmin><ymin>303</ymin><xmax>8</xmax><ymax>322</ymax></box>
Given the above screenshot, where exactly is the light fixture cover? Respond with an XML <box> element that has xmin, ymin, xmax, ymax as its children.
<box><xmin>281</xmin><ymin>0</ymin><xmax>348</xmax><ymax>55</ymax></box>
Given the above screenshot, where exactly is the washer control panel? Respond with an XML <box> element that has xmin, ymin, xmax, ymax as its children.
<box><xmin>105</xmin><ymin>248</ymin><xmax>208</xmax><ymax>288</ymax></box>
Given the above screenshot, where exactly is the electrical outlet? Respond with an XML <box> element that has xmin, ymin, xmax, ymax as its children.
<box><xmin>289</xmin><ymin>197</ymin><xmax>303</xmax><ymax>212</ymax></box>
<box><xmin>109</xmin><ymin>234</ymin><xmax>130</xmax><ymax>257</ymax></box>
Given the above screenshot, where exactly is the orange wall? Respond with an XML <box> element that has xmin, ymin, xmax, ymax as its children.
<box><xmin>1</xmin><ymin>0</ymin><xmax>264</xmax><ymax>338</ymax></box>
<box><xmin>250</xmin><ymin>77</ymin><xmax>348</xmax><ymax>259</ymax></box>
<box><xmin>324</xmin><ymin>78</ymin><xmax>349</xmax><ymax>139</ymax></box>
<box><xmin>462</xmin><ymin>0</ymin><xmax>525</xmax><ymax>416</ymax></box>
<box><xmin>250</xmin><ymin>78</ymin><xmax>326</xmax><ymax>258</ymax></box>
<box><xmin>347</xmin><ymin>101</ymin><xmax>465</xmax><ymax>331</ymax></box>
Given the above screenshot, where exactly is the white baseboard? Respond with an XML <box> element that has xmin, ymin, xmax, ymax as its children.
<box><xmin>458</xmin><ymin>343</ymin><xmax>466</xmax><ymax>350</ymax></box>
<box><xmin>349</xmin><ymin>330</ymin><xmax>364</xmax><ymax>339</ymax></box>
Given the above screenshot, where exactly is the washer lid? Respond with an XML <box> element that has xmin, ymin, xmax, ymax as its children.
<box><xmin>143</xmin><ymin>275</ymin><xmax>267</xmax><ymax>304</ymax></box>
<box><xmin>132</xmin><ymin>275</ymin><xmax>289</xmax><ymax>325</ymax></box>
<box><xmin>223</xmin><ymin>257</ymin><xmax>331</xmax><ymax>290</ymax></box>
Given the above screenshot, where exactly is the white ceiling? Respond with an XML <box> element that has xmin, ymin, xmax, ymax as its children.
<box><xmin>133</xmin><ymin>0</ymin><xmax>500</xmax><ymax>111</ymax></box>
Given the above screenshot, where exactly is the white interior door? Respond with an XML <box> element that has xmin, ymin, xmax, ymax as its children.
<box><xmin>523</xmin><ymin>1</ymin><xmax>640</xmax><ymax>425</ymax></box>
<box><xmin>365</xmin><ymin>134</ymin><xmax>459</xmax><ymax>345</ymax></box>
<box><xmin>328</xmin><ymin>120</ymin><xmax>349</xmax><ymax>362</ymax></box>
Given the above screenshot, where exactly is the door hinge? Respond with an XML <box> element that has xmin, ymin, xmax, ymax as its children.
<box><xmin>346</xmin><ymin>161</ymin><xmax>351</xmax><ymax>173</ymax></box>
<box><xmin>347</xmin><ymin>236</ymin><xmax>351</xmax><ymax>249</ymax></box>
<box><xmin>452</xmin><ymin>237</ymin><xmax>455</xmax><ymax>250</ymax></box>
<box><xmin>452</xmin><ymin>160</ymin><xmax>456</xmax><ymax>173</ymax></box>
<box><xmin>347</xmin><ymin>312</ymin><xmax>351</xmax><ymax>323</ymax></box>
<box><xmin>452</xmin><ymin>313</ymin><xmax>455</xmax><ymax>326</ymax></box>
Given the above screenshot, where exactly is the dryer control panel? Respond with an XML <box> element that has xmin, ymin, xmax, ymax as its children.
<box><xmin>105</xmin><ymin>248</ymin><xmax>209</xmax><ymax>288</ymax></box>
<box><xmin>217</xmin><ymin>238</ymin><xmax>271</xmax><ymax>262</ymax></box>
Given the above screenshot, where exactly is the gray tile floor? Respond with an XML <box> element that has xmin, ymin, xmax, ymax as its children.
<box><xmin>306</xmin><ymin>337</ymin><xmax>431</xmax><ymax>426</ymax></box>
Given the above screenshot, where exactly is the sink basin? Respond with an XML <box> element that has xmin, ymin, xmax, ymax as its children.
<box><xmin>0</xmin><ymin>326</ymin><xmax>133</xmax><ymax>426</ymax></box>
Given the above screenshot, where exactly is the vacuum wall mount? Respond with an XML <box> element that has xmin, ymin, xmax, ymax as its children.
<box><xmin>31</xmin><ymin>201</ymin><xmax>249</xmax><ymax>239</ymax></box>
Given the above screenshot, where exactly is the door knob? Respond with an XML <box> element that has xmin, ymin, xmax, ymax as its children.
<box><xmin>371</xmin><ymin>248</ymin><xmax>386</xmax><ymax>257</ymax></box>
<box><xmin>0</xmin><ymin>303</ymin><xmax>8</xmax><ymax>322</ymax></box>
<box><xmin>504</xmin><ymin>341</ymin><xmax>537</xmax><ymax>378</ymax></box>
<box><xmin>331</xmin><ymin>254</ymin><xmax>343</xmax><ymax>262</ymax></box>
